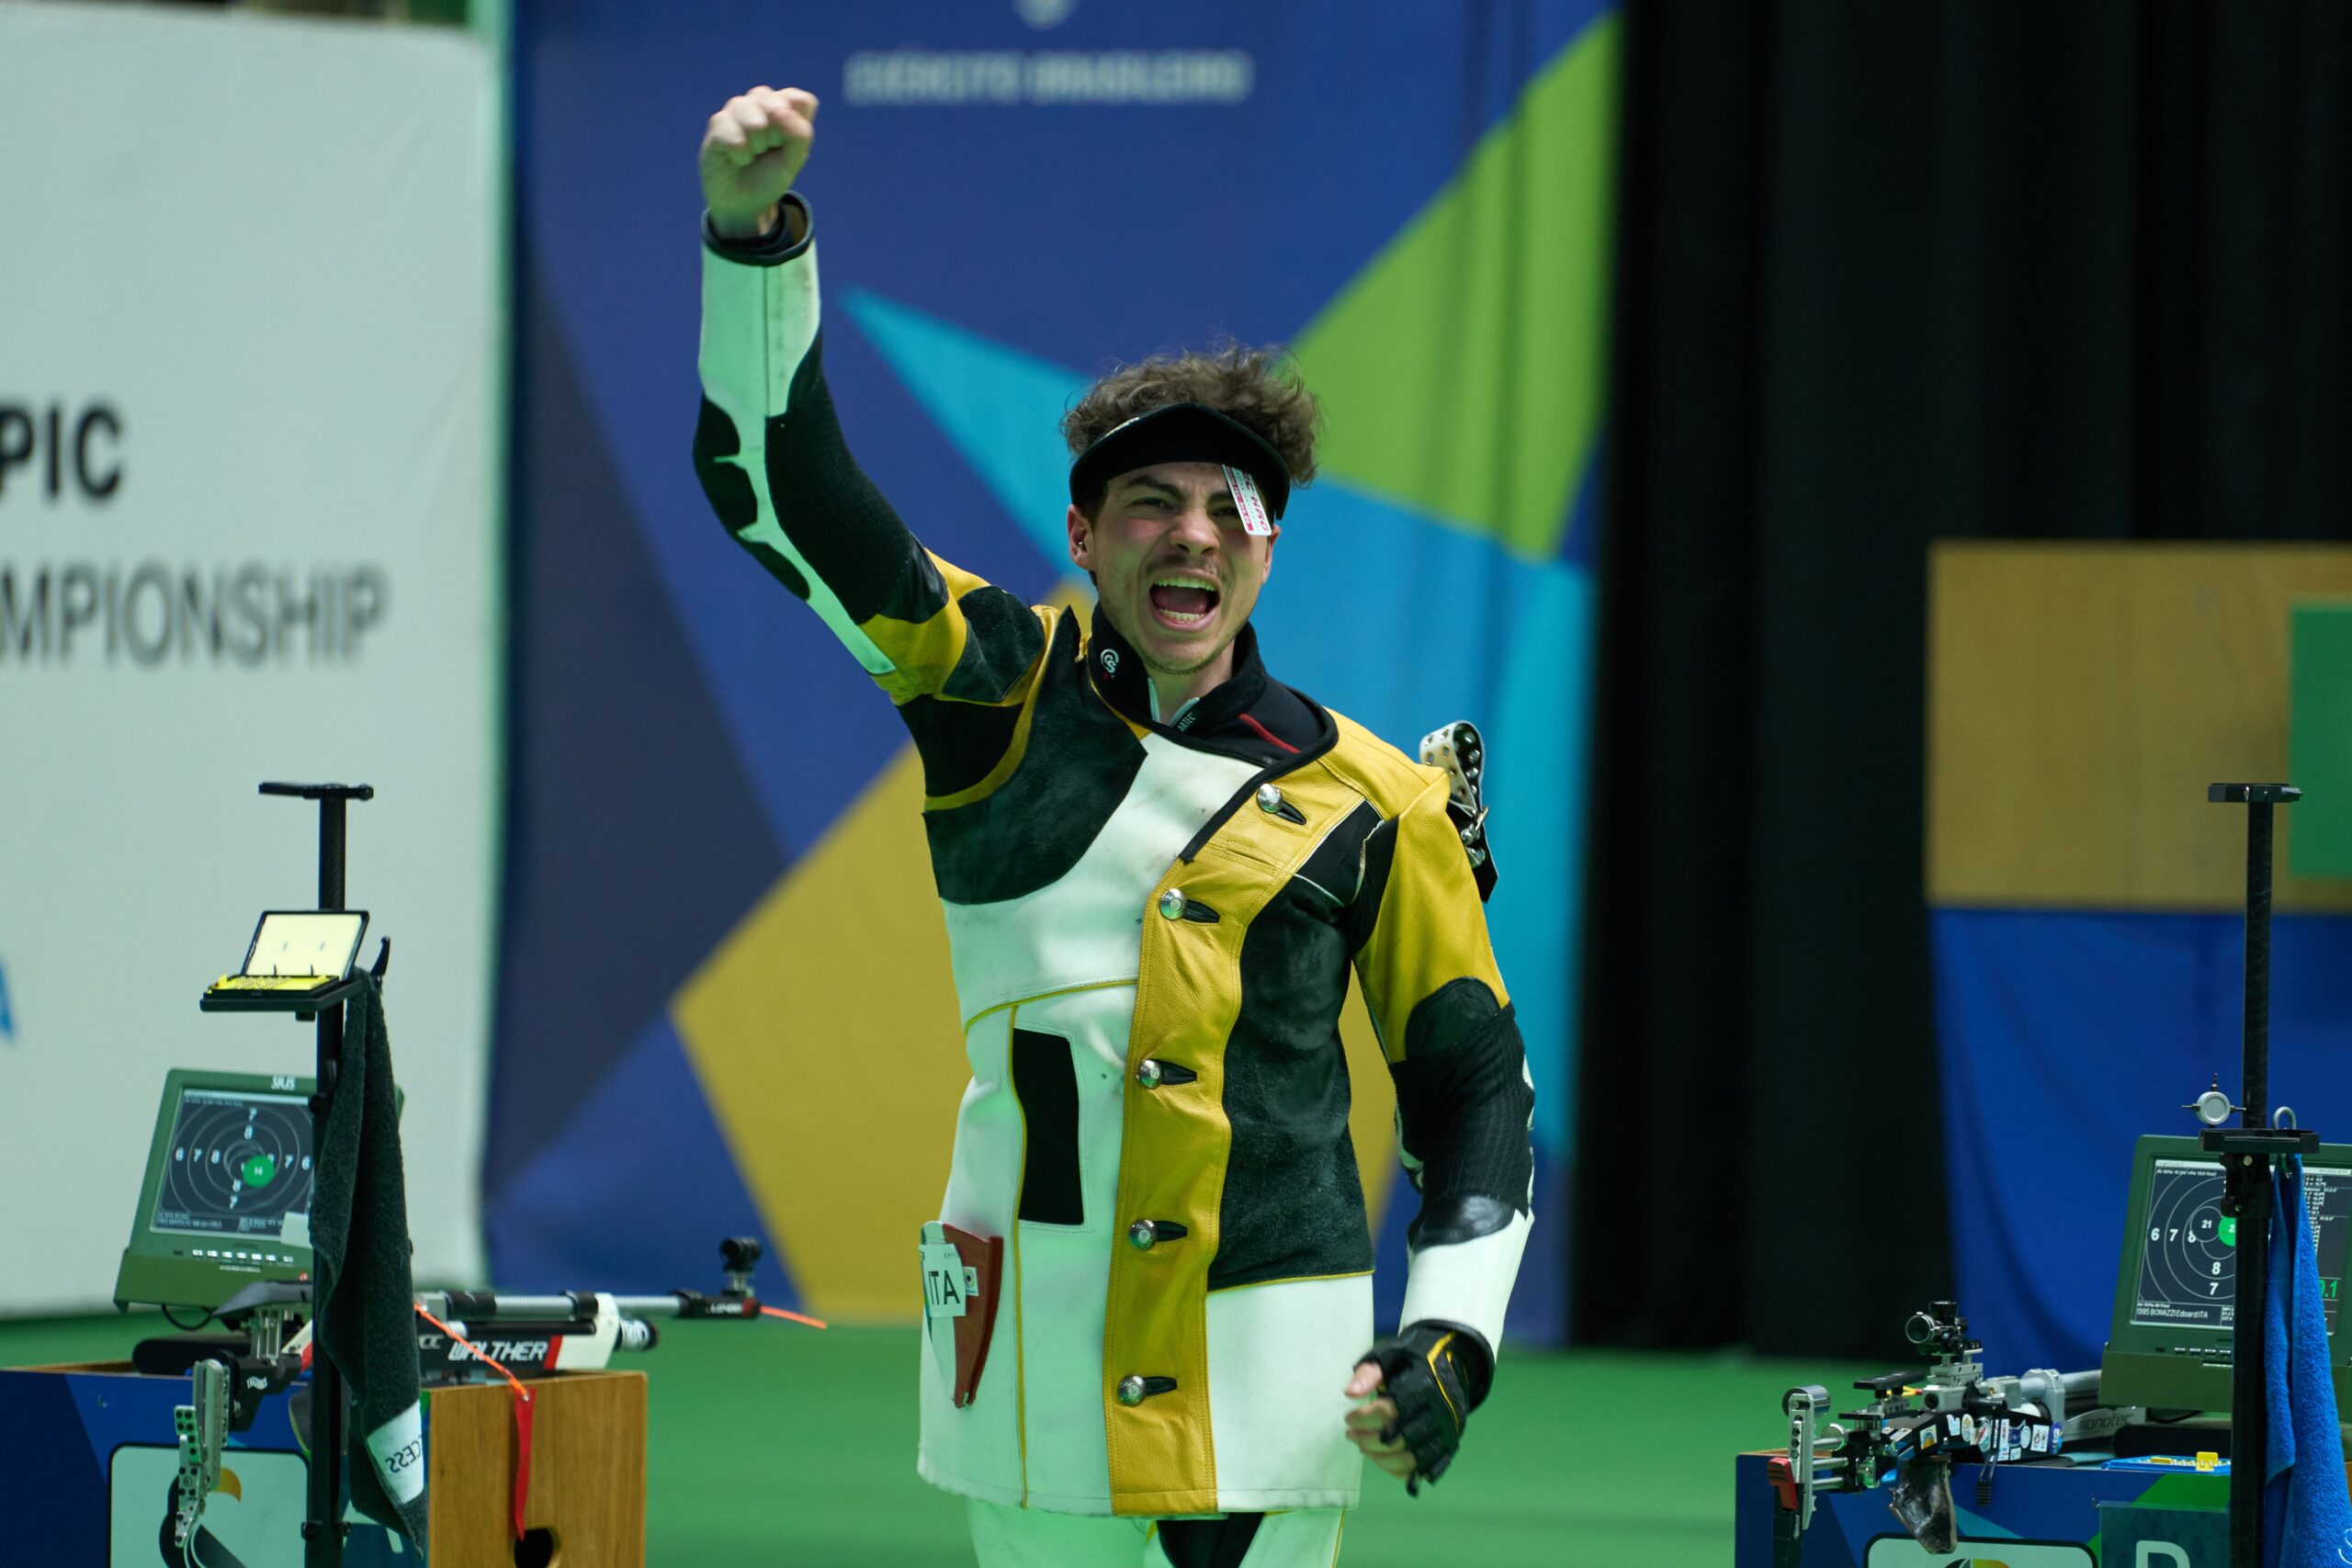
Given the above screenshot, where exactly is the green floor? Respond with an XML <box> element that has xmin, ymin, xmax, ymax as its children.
<box><xmin>0</xmin><ymin>1313</ymin><xmax>1876</xmax><ymax>1565</ymax></box>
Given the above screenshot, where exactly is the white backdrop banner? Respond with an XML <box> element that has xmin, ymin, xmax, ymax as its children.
<box><xmin>0</xmin><ymin>4</ymin><xmax>499</xmax><ymax>1313</ymax></box>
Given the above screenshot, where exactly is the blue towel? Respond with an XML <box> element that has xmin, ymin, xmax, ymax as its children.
<box><xmin>2261</xmin><ymin>1157</ymin><xmax>2352</xmax><ymax>1568</ymax></box>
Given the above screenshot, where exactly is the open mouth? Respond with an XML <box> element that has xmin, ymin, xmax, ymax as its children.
<box><xmin>1148</xmin><ymin>576</ymin><xmax>1221</xmax><ymax>631</ymax></box>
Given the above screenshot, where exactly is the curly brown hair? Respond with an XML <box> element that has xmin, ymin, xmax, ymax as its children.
<box><xmin>1061</xmin><ymin>344</ymin><xmax>1321</xmax><ymax>515</ymax></box>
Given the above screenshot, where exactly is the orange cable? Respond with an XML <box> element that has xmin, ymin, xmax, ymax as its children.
<box><xmin>413</xmin><ymin>1303</ymin><xmax>535</xmax><ymax>1400</ymax></box>
<box><xmin>760</xmin><ymin>1304</ymin><xmax>830</xmax><ymax>1329</ymax></box>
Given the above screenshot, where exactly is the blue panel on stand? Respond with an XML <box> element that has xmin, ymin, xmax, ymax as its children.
<box><xmin>1730</xmin><ymin>1451</ymin><xmax>2221</xmax><ymax>1567</ymax></box>
<box><xmin>1934</xmin><ymin>908</ymin><xmax>2352</xmax><ymax>1371</ymax></box>
<box><xmin>487</xmin><ymin>1011</ymin><xmax>806</xmax><ymax>1311</ymax></box>
<box><xmin>0</xmin><ymin>1371</ymin><xmax>107</xmax><ymax>1563</ymax></box>
<box><xmin>3</xmin><ymin>1367</ymin><xmax>410</xmax><ymax>1565</ymax></box>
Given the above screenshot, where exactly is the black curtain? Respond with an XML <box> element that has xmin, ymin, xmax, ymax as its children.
<box><xmin>1578</xmin><ymin>1</ymin><xmax>2352</xmax><ymax>1358</ymax></box>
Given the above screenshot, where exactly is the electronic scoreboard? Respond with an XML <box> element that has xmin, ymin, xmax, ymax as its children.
<box><xmin>2100</xmin><ymin>1133</ymin><xmax>2352</xmax><ymax>1412</ymax></box>
<box><xmin>115</xmin><ymin>1069</ymin><xmax>321</xmax><ymax>1314</ymax></box>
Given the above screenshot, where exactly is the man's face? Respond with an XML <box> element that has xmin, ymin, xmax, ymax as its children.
<box><xmin>1067</xmin><ymin>459</ymin><xmax>1278</xmax><ymax>679</ymax></box>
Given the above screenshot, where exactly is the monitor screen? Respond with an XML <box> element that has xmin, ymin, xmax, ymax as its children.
<box><xmin>118</xmin><ymin>1070</ymin><xmax>322</xmax><ymax>1311</ymax></box>
<box><xmin>149</xmin><ymin>1086</ymin><xmax>315</xmax><ymax>1242</ymax></box>
<box><xmin>2103</xmin><ymin>1134</ymin><xmax>2352</xmax><ymax>1413</ymax></box>
<box><xmin>2128</xmin><ymin>1157</ymin><xmax>2352</xmax><ymax>1337</ymax></box>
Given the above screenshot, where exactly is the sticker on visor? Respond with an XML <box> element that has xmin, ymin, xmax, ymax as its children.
<box><xmin>1223</xmin><ymin>465</ymin><xmax>1275</xmax><ymax>536</ymax></box>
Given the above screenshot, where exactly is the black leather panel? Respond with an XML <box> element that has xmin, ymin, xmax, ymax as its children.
<box><xmin>1012</xmin><ymin>1028</ymin><xmax>1083</xmax><ymax>1225</ymax></box>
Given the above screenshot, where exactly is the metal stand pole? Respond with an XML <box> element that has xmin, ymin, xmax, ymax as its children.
<box><xmin>2241</xmin><ymin>799</ymin><xmax>2273</xmax><ymax>1134</ymax></box>
<box><xmin>261</xmin><ymin>782</ymin><xmax>373</xmax><ymax>1568</ymax></box>
<box><xmin>2202</xmin><ymin>784</ymin><xmax>2314</xmax><ymax>1568</ymax></box>
<box><xmin>2228</xmin><ymin>794</ymin><xmax>2275</xmax><ymax>1568</ymax></box>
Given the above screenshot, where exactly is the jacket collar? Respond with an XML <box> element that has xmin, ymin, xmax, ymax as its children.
<box><xmin>1084</xmin><ymin>604</ymin><xmax>1329</xmax><ymax>766</ymax></box>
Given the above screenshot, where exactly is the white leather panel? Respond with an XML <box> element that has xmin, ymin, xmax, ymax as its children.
<box><xmin>940</xmin><ymin>733</ymin><xmax>1261</xmax><ymax>1026</ymax></box>
<box><xmin>1204</xmin><ymin>1272</ymin><xmax>1371</xmax><ymax>1512</ymax></box>
<box><xmin>696</xmin><ymin>236</ymin><xmax>892</xmax><ymax>674</ymax></box>
<box><xmin>1005</xmin><ymin>986</ymin><xmax>1135</xmax><ymax>1511</ymax></box>
<box><xmin>917</xmin><ymin>1007</ymin><xmax>1025</xmax><ymax>1501</ymax></box>
<box><xmin>1396</xmin><ymin>1208</ymin><xmax>1532</xmax><ymax>1354</ymax></box>
<box><xmin>922</xmin><ymin>987</ymin><xmax>1148</xmax><ymax>1511</ymax></box>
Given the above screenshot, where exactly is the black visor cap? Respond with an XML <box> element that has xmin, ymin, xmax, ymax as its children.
<box><xmin>1067</xmin><ymin>402</ymin><xmax>1293</xmax><ymax>521</ymax></box>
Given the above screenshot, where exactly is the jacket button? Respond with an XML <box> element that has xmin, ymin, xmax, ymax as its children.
<box><xmin>1255</xmin><ymin>783</ymin><xmax>1285</xmax><ymax>814</ymax></box>
<box><xmin>1156</xmin><ymin>888</ymin><xmax>1185</xmax><ymax>919</ymax></box>
<box><xmin>1125</xmin><ymin>1219</ymin><xmax>1189</xmax><ymax>1249</ymax></box>
<box><xmin>1115</xmin><ymin>1374</ymin><xmax>1178</xmax><ymax>1404</ymax></box>
<box><xmin>1136</xmin><ymin>1059</ymin><xmax>1164</xmax><ymax>1089</ymax></box>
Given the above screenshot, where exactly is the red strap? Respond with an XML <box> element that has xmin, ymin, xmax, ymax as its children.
<box><xmin>510</xmin><ymin>1390</ymin><xmax>536</xmax><ymax>1541</ymax></box>
<box><xmin>1238</xmin><ymin>712</ymin><xmax>1299</xmax><ymax>753</ymax></box>
<box><xmin>415</xmin><ymin>1303</ymin><xmax>536</xmax><ymax>1540</ymax></box>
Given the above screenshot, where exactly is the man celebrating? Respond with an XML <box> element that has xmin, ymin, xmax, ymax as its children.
<box><xmin>693</xmin><ymin>85</ymin><xmax>1535</xmax><ymax>1567</ymax></box>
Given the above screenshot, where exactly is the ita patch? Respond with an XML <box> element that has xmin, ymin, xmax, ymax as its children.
<box><xmin>922</xmin><ymin>1239</ymin><xmax>972</xmax><ymax>1319</ymax></box>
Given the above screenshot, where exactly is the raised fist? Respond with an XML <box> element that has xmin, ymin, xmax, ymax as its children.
<box><xmin>699</xmin><ymin>85</ymin><xmax>818</xmax><ymax>241</ymax></box>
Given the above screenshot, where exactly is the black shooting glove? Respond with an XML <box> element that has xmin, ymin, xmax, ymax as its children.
<box><xmin>1359</xmin><ymin>1320</ymin><xmax>1494</xmax><ymax>1495</ymax></box>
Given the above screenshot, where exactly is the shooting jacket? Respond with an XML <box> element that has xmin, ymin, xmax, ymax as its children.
<box><xmin>693</xmin><ymin>197</ymin><xmax>1535</xmax><ymax>1517</ymax></box>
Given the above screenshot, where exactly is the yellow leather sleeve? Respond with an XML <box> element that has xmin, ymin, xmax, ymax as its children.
<box><xmin>1351</xmin><ymin>777</ymin><xmax>1511</xmax><ymax>1064</ymax></box>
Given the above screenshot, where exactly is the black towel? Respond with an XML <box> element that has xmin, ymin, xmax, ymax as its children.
<box><xmin>309</xmin><ymin>975</ymin><xmax>428</xmax><ymax>1555</ymax></box>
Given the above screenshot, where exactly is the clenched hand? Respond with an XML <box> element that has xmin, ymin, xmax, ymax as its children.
<box><xmin>698</xmin><ymin>85</ymin><xmax>818</xmax><ymax>242</ymax></box>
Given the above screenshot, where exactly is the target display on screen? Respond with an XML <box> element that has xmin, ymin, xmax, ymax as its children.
<box><xmin>2131</xmin><ymin>1161</ymin><xmax>2238</xmax><ymax>1329</ymax></box>
<box><xmin>2131</xmin><ymin>1158</ymin><xmax>2352</xmax><ymax>1335</ymax></box>
<box><xmin>149</xmin><ymin>1088</ymin><xmax>315</xmax><ymax>1239</ymax></box>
